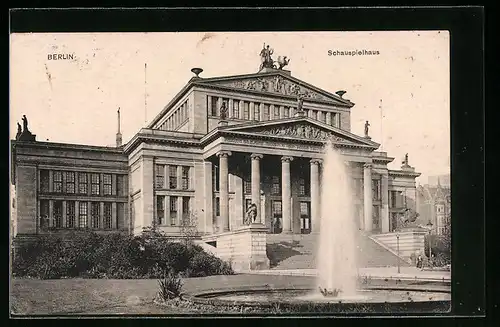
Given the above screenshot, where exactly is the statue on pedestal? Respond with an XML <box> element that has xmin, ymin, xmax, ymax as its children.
<box><xmin>259</xmin><ymin>43</ymin><xmax>275</xmax><ymax>70</ymax></box>
<box><xmin>402</xmin><ymin>153</ymin><xmax>409</xmax><ymax>166</ymax></box>
<box><xmin>22</xmin><ymin>115</ymin><xmax>29</xmax><ymax>133</ymax></box>
<box><xmin>244</xmin><ymin>203</ymin><xmax>258</xmax><ymax>225</ymax></box>
<box><xmin>364</xmin><ymin>120</ymin><xmax>370</xmax><ymax>137</ymax></box>
<box><xmin>219</xmin><ymin>101</ymin><xmax>228</xmax><ymax>120</ymax></box>
<box><xmin>16</xmin><ymin>123</ymin><xmax>22</xmax><ymax>140</ymax></box>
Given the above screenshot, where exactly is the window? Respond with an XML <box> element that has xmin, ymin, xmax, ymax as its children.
<box><xmin>271</xmin><ymin>176</ymin><xmax>281</xmax><ymax>195</ymax></box>
<box><xmin>103</xmin><ymin>174</ymin><xmax>112</xmax><ymax>195</ymax></box>
<box><xmin>40</xmin><ymin>170</ymin><xmax>49</xmax><ymax>193</ymax></box>
<box><xmin>299</xmin><ymin>178</ymin><xmax>306</xmax><ymax>196</ymax></box>
<box><xmin>243</xmin><ymin>102</ymin><xmax>250</xmax><ymax>120</ymax></box>
<box><xmin>66</xmin><ymin>201</ymin><xmax>75</xmax><ymax>228</ymax></box>
<box><xmin>263</xmin><ymin>104</ymin><xmax>270</xmax><ymax>120</ymax></box>
<box><xmin>213</xmin><ymin>165</ymin><xmax>220</xmax><ymax>191</ymax></box>
<box><xmin>79</xmin><ymin>202</ymin><xmax>88</xmax><ymax>228</ymax></box>
<box><xmin>91</xmin><ymin>173</ymin><xmax>100</xmax><ymax>195</ymax></box>
<box><xmin>300</xmin><ymin>202</ymin><xmax>309</xmax><ymax>216</ymax></box>
<box><xmin>104</xmin><ymin>202</ymin><xmax>112</xmax><ymax>229</ymax></box>
<box><xmin>40</xmin><ymin>200</ymin><xmax>49</xmax><ymax>230</ymax></box>
<box><xmin>116</xmin><ymin>175</ymin><xmax>124</xmax><ymax>196</ymax></box>
<box><xmin>156</xmin><ymin>196</ymin><xmax>164</xmax><ymax>225</ymax></box>
<box><xmin>169</xmin><ymin>166</ymin><xmax>178</xmax><ymax>189</ymax></box>
<box><xmin>182</xmin><ymin>166</ymin><xmax>190</xmax><ymax>190</ymax></box>
<box><xmin>372</xmin><ymin>180</ymin><xmax>380</xmax><ymax>201</ymax></box>
<box><xmin>182</xmin><ymin>197</ymin><xmax>191</xmax><ymax>219</ymax></box>
<box><xmin>233</xmin><ymin>100</ymin><xmax>240</xmax><ymax>119</ymax></box>
<box><xmin>272</xmin><ymin>201</ymin><xmax>282</xmax><ymax>215</ymax></box>
<box><xmin>210</xmin><ymin>96</ymin><xmax>218</xmax><ymax>116</ymax></box>
<box><xmin>274</xmin><ymin>106</ymin><xmax>280</xmax><ymax>118</ymax></box>
<box><xmin>79</xmin><ymin>173</ymin><xmax>90</xmax><ymax>193</ymax></box>
<box><xmin>53</xmin><ymin>171</ymin><xmax>62</xmax><ymax>193</ymax></box>
<box><xmin>254</xmin><ymin>103</ymin><xmax>260</xmax><ymax>121</ymax></box>
<box><xmin>284</xmin><ymin>107</ymin><xmax>290</xmax><ymax>118</ymax></box>
<box><xmin>215</xmin><ymin>197</ymin><xmax>220</xmax><ymax>216</ymax></box>
<box><xmin>244</xmin><ymin>179</ymin><xmax>251</xmax><ymax>194</ymax></box>
<box><xmin>170</xmin><ymin>196</ymin><xmax>178</xmax><ymax>225</ymax></box>
<box><xmin>91</xmin><ymin>202</ymin><xmax>100</xmax><ymax>229</ymax></box>
<box><xmin>63</xmin><ymin>171</ymin><xmax>75</xmax><ymax>194</ymax></box>
<box><xmin>54</xmin><ymin>201</ymin><xmax>63</xmax><ymax>228</ymax></box>
<box><xmin>155</xmin><ymin>165</ymin><xmax>165</xmax><ymax>188</ymax></box>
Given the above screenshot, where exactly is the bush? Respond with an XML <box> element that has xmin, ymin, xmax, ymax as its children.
<box><xmin>157</xmin><ymin>271</ymin><xmax>184</xmax><ymax>301</ymax></box>
<box><xmin>424</xmin><ymin>234</ymin><xmax>451</xmax><ymax>266</ymax></box>
<box><xmin>12</xmin><ymin>231</ymin><xmax>233</xmax><ymax>279</ymax></box>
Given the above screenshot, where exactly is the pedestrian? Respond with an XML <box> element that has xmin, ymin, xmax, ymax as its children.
<box><xmin>417</xmin><ymin>254</ymin><xmax>423</xmax><ymax>269</ymax></box>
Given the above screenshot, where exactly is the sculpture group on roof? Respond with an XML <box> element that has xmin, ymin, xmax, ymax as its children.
<box><xmin>259</xmin><ymin>43</ymin><xmax>291</xmax><ymax>71</ymax></box>
<box><xmin>15</xmin><ymin>115</ymin><xmax>36</xmax><ymax>141</ymax></box>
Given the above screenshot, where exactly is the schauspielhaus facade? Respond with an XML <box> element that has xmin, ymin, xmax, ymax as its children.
<box><xmin>11</xmin><ymin>52</ymin><xmax>420</xmax><ymax>255</ymax></box>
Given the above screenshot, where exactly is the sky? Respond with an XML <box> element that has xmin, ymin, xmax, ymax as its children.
<box><xmin>10</xmin><ymin>31</ymin><xmax>450</xmax><ymax>184</ymax></box>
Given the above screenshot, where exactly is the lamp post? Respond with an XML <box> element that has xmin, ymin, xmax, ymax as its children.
<box><xmin>426</xmin><ymin>220</ymin><xmax>433</xmax><ymax>269</ymax></box>
<box><xmin>396</xmin><ymin>232</ymin><xmax>400</xmax><ymax>273</ymax></box>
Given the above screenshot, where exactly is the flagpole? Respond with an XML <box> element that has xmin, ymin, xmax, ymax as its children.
<box><xmin>144</xmin><ymin>63</ymin><xmax>147</xmax><ymax>125</ymax></box>
<box><xmin>379</xmin><ymin>99</ymin><xmax>383</xmax><ymax>151</ymax></box>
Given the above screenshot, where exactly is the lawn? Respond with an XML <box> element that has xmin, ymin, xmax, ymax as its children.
<box><xmin>10</xmin><ymin>274</ymin><xmax>316</xmax><ymax>315</ymax></box>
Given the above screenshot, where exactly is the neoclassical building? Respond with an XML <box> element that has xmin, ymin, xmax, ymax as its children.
<box><xmin>11</xmin><ymin>54</ymin><xmax>420</xmax><ymax>261</ymax></box>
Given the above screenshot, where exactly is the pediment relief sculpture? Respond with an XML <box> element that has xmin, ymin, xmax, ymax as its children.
<box><xmin>213</xmin><ymin>76</ymin><xmax>332</xmax><ymax>102</ymax></box>
<box><xmin>248</xmin><ymin>123</ymin><xmax>348</xmax><ymax>142</ymax></box>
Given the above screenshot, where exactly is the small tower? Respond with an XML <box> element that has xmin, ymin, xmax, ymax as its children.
<box><xmin>116</xmin><ymin>107</ymin><xmax>122</xmax><ymax>147</ymax></box>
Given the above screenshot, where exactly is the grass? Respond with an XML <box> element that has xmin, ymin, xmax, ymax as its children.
<box><xmin>10</xmin><ymin>274</ymin><xmax>316</xmax><ymax>315</ymax></box>
<box><xmin>10</xmin><ymin>274</ymin><xmax>450</xmax><ymax>316</ymax></box>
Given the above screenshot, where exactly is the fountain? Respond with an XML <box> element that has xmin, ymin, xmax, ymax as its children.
<box><xmin>316</xmin><ymin>139</ymin><xmax>359</xmax><ymax>299</ymax></box>
<box><xmin>188</xmin><ymin>140</ymin><xmax>451</xmax><ymax>313</ymax></box>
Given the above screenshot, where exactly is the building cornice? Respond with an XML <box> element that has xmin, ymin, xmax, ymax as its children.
<box><xmin>389</xmin><ymin>169</ymin><xmax>422</xmax><ymax>178</ymax></box>
<box><xmin>11</xmin><ymin>139</ymin><xmax>124</xmax><ymax>154</ymax></box>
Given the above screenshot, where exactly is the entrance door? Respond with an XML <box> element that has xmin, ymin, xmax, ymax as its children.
<box><xmin>271</xmin><ymin>200</ymin><xmax>282</xmax><ymax>234</ymax></box>
<box><xmin>300</xmin><ymin>201</ymin><xmax>311</xmax><ymax>234</ymax></box>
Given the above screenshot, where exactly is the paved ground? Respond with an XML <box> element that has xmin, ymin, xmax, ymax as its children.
<box><xmin>247</xmin><ymin>267</ymin><xmax>451</xmax><ymax>281</ymax></box>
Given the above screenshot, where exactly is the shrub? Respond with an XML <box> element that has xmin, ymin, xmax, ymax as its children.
<box><xmin>157</xmin><ymin>271</ymin><xmax>184</xmax><ymax>301</ymax></box>
<box><xmin>12</xmin><ymin>231</ymin><xmax>233</xmax><ymax>279</ymax></box>
<box><xmin>424</xmin><ymin>234</ymin><xmax>451</xmax><ymax>266</ymax></box>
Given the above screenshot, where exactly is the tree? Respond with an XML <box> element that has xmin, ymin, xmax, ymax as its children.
<box><xmin>179</xmin><ymin>211</ymin><xmax>199</xmax><ymax>246</ymax></box>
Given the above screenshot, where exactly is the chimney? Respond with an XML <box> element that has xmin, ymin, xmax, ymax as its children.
<box><xmin>116</xmin><ymin>107</ymin><xmax>122</xmax><ymax>147</ymax></box>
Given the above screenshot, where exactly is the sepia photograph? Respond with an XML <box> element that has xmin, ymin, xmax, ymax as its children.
<box><xmin>10</xmin><ymin>28</ymin><xmax>454</xmax><ymax>316</ymax></box>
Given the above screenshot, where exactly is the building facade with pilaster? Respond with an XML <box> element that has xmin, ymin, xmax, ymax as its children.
<box><xmin>11</xmin><ymin>65</ymin><xmax>420</xmax><ymax>244</ymax></box>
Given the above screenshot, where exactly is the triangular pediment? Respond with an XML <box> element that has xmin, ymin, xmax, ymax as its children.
<box><xmin>222</xmin><ymin>117</ymin><xmax>379</xmax><ymax>148</ymax></box>
<box><xmin>196</xmin><ymin>71</ymin><xmax>352</xmax><ymax>106</ymax></box>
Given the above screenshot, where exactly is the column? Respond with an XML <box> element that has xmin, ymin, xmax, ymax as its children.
<box><xmin>270</xmin><ymin>104</ymin><xmax>275</xmax><ymax>119</ymax></box>
<box><xmin>380</xmin><ymin>172</ymin><xmax>390</xmax><ymax>233</ymax></box>
<box><xmin>363</xmin><ymin>163</ymin><xmax>373</xmax><ymax>232</ymax></box>
<box><xmin>326</xmin><ymin>112</ymin><xmax>332</xmax><ymax>125</ymax></box>
<box><xmin>75</xmin><ymin>200</ymin><xmax>79</xmax><ymax>223</ymax></box>
<box><xmin>112</xmin><ymin>202</ymin><xmax>117</xmax><ymax>229</ymax></box>
<box><xmin>112</xmin><ymin>174</ymin><xmax>117</xmax><ymax>196</ymax></box>
<box><xmin>289</xmin><ymin>106</ymin><xmax>295</xmax><ymax>117</ymax></box>
<box><xmin>217</xmin><ymin>97</ymin><xmax>222</xmax><ymax>116</ymax></box>
<box><xmin>177</xmin><ymin>196</ymin><xmax>183</xmax><ymax>225</ymax></box>
<box><xmin>100</xmin><ymin>202</ymin><xmax>104</xmax><ymax>229</ymax></box>
<box><xmin>259</xmin><ymin>103</ymin><xmax>265</xmax><ymax>121</ymax></box>
<box><xmin>279</xmin><ymin>106</ymin><xmax>285</xmax><ymax>119</ymax></box>
<box><xmin>48</xmin><ymin>200</ymin><xmax>54</xmax><ymax>227</ymax></box>
<box><xmin>238</xmin><ymin>100</ymin><xmax>244</xmax><ymax>120</ymax></box>
<box><xmin>228</xmin><ymin>99</ymin><xmax>234</xmax><ymax>118</ymax></box>
<box><xmin>207</xmin><ymin>95</ymin><xmax>212</xmax><ymax>115</ymax></box>
<box><xmin>165</xmin><ymin>195</ymin><xmax>171</xmax><ymax>225</ymax></box>
<box><xmin>250</xmin><ymin>102</ymin><xmax>255</xmax><ymax>121</ymax></box>
<box><xmin>203</xmin><ymin>161</ymin><xmax>213</xmax><ymax>233</ymax></box>
<box><xmin>48</xmin><ymin>171</ymin><xmax>54</xmax><ymax>192</ymax></box>
<box><xmin>281</xmin><ymin>156</ymin><xmax>293</xmax><ymax>233</ymax></box>
<box><xmin>163</xmin><ymin>165</ymin><xmax>168</xmax><ymax>189</ymax></box>
<box><xmin>177</xmin><ymin>165</ymin><xmax>182</xmax><ymax>189</ymax></box>
<box><xmin>62</xmin><ymin>201</ymin><xmax>67</xmax><ymax>228</ymax></box>
<box><xmin>218</xmin><ymin>151</ymin><xmax>232</xmax><ymax>232</ymax></box>
<box><xmin>310</xmin><ymin>159</ymin><xmax>322</xmax><ymax>233</ymax></box>
<box><xmin>251</xmin><ymin>154</ymin><xmax>263</xmax><ymax>224</ymax></box>
<box><xmin>87</xmin><ymin>201</ymin><xmax>92</xmax><ymax>228</ymax></box>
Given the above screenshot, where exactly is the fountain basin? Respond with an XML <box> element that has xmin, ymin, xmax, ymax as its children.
<box><xmin>187</xmin><ymin>285</ymin><xmax>451</xmax><ymax>313</ymax></box>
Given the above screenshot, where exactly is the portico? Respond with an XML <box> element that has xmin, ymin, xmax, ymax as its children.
<box><xmin>200</xmin><ymin>116</ymin><xmax>389</xmax><ymax>236</ymax></box>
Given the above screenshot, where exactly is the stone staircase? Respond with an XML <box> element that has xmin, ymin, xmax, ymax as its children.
<box><xmin>266</xmin><ymin>231</ymin><xmax>411</xmax><ymax>270</ymax></box>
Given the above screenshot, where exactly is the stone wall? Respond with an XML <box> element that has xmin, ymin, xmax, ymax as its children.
<box><xmin>208</xmin><ymin>225</ymin><xmax>270</xmax><ymax>272</ymax></box>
